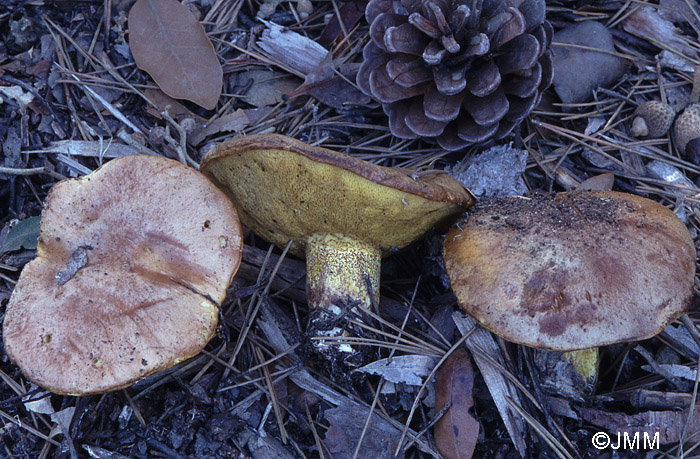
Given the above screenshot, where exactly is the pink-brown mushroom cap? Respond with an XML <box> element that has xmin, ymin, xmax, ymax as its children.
<box><xmin>443</xmin><ymin>190</ymin><xmax>696</xmax><ymax>351</ymax></box>
<box><xmin>3</xmin><ymin>155</ymin><xmax>243</xmax><ymax>395</ymax></box>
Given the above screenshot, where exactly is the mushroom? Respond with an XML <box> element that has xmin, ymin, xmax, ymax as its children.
<box><xmin>443</xmin><ymin>190</ymin><xmax>696</xmax><ymax>383</ymax></box>
<box><xmin>200</xmin><ymin>134</ymin><xmax>474</xmax><ymax>358</ymax></box>
<box><xmin>3</xmin><ymin>155</ymin><xmax>243</xmax><ymax>395</ymax></box>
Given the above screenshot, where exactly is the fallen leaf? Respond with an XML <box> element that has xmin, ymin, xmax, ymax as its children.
<box><xmin>24</xmin><ymin>394</ymin><xmax>54</xmax><ymax>415</ymax></box>
<box><xmin>242</xmin><ymin>106</ymin><xmax>274</xmax><ymax>125</ymax></box>
<box><xmin>128</xmin><ymin>0</ymin><xmax>222</xmax><ymax>109</ymax></box>
<box><xmin>1</xmin><ymin>216</ymin><xmax>40</xmax><ymax>254</ymax></box>
<box><xmin>27</xmin><ymin>59</ymin><xmax>52</xmax><ymax>77</ymax></box>
<box><xmin>144</xmin><ymin>88</ymin><xmax>207</xmax><ymax>124</ymax></box>
<box><xmin>189</xmin><ymin>109</ymin><xmax>250</xmax><ymax>145</ymax></box>
<box><xmin>324</xmin><ymin>404</ymin><xmax>402</xmax><ymax>459</ymax></box>
<box><xmin>577</xmin><ymin>173</ymin><xmax>615</xmax><ymax>191</ymax></box>
<box><xmin>235</xmin><ymin>69</ymin><xmax>299</xmax><ymax>108</ymax></box>
<box><xmin>0</xmin><ymin>85</ymin><xmax>35</xmax><ymax>112</ymax></box>
<box><xmin>353</xmin><ymin>355</ymin><xmax>439</xmax><ymax>385</ymax></box>
<box><xmin>288</xmin><ymin>55</ymin><xmax>370</xmax><ymax>109</ymax></box>
<box><xmin>582</xmin><ymin>149</ymin><xmax>618</xmax><ymax>169</ymax></box>
<box><xmin>50</xmin><ymin>406</ymin><xmax>76</xmax><ymax>437</ymax></box>
<box><xmin>434</xmin><ymin>348</ymin><xmax>479</xmax><ymax>459</ymax></box>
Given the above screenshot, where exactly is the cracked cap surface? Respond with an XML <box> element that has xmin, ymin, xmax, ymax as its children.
<box><xmin>443</xmin><ymin>190</ymin><xmax>696</xmax><ymax>351</ymax></box>
<box><xmin>200</xmin><ymin>134</ymin><xmax>475</xmax><ymax>257</ymax></box>
<box><xmin>3</xmin><ymin>155</ymin><xmax>243</xmax><ymax>395</ymax></box>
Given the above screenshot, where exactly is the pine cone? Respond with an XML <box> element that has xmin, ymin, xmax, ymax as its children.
<box><xmin>357</xmin><ymin>0</ymin><xmax>553</xmax><ymax>150</ymax></box>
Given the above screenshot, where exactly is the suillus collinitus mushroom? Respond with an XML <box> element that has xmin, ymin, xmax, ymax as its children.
<box><xmin>3</xmin><ymin>155</ymin><xmax>243</xmax><ymax>395</ymax></box>
<box><xmin>200</xmin><ymin>134</ymin><xmax>474</xmax><ymax>362</ymax></box>
<box><xmin>443</xmin><ymin>191</ymin><xmax>696</xmax><ymax>385</ymax></box>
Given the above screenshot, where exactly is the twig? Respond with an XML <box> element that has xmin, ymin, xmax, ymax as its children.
<box><xmin>0</xmin><ymin>166</ymin><xmax>66</xmax><ymax>181</ymax></box>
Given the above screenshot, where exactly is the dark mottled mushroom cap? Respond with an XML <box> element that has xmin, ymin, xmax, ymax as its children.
<box><xmin>3</xmin><ymin>155</ymin><xmax>243</xmax><ymax>395</ymax></box>
<box><xmin>200</xmin><ymin>134</ymin><xmax>475</xmax><ymax>257</ymax></box>
<box><xmin>443</xmin><ymin>190</ymin><xmax>696</xmax><ymax>351</ymax></box>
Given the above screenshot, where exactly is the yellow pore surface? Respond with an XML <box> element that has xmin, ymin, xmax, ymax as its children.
<box><xmin>202</xmin><ymin>146</ymin><xmax>467</xmax><ymax>257</ymax></box>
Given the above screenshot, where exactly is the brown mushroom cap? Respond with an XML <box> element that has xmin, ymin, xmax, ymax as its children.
<box><xmin>443</xmin><ymin>190</ymin><xmax>696</xmax><ymax>351</ymax></box>
<box><xmin>200</xmin><ymin>134</ymin><xmax>475</xmax><ymax>257</ymax></box>
<box><xmin>3</xmin><ymin>155</ymin><xmax>243</xmax><ymax>395</ymax></box>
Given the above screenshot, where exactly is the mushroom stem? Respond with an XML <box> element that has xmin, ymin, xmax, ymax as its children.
<box><xmin>561</xmin><ymin>347</ymin><xmax>599</xmax><ymax>386</ymax></box>
<box><xmin>305</xmin><ymin>233</ymin><xmax>380</xmax><ymax>352</ymax></box>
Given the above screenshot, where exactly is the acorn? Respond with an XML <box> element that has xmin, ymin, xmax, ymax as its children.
<box><xmin>673</xmin><ymin>103</ymin><xmax>700</xmax><ymax>156</ymax></box>
<box><xmin>672</xmin><ymin>65</ymin><xmax>700</xmax><ymax>158</ymax></box>
<box><xmin>630</xmin><ymin>100</ymin><xmax>675</xmax><ymax>138</ymax></box>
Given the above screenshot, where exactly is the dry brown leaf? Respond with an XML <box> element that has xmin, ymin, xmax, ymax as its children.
<box><xmin>288</xmin><ymin>55</ymin><xmax>370</xmax><ymax>109</ymax></box>
<box><xmin>189</xmin><ymin>109</ymin><xmax>250</xmax><ymax>145</ymax></box>
<box><xmin>128</xmin><ymin>0</ymin><xmax>222</xmax><ymax>110</ymax></box>
<box><xmin>235</xmin><ymin>69</ymin><xmax>299</xmax><ymax>108</ymax></box>
<box><xmin>434</xmin><ymin>348</ymin><xmax>479</xmax><ymax>459</ymax></box>
<box><xmin>144</xmin><ymin>88</ymin><xmax>207</xmax><ymax>124</ymax></box>
<box><xmin>576</xmin><ymin>173</ymin><xmax>615</xmax><ymax>191</ymax></box>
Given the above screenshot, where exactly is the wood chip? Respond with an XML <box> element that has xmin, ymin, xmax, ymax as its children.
<box><xmin>257</xmin><ymin>20</ymin><xmax>329</xmax><ymax>76</ymax></box>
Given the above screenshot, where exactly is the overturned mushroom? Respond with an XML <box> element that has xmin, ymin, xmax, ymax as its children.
<box><xmin>3</xmin><ymin>155</ymin><xmax>243</xmax><ymax>395</ymax></box>
<box><xmin>200</xmin><ymin>134</ymin><xmax>474</xmax><ymax>360</ymax></box>
<box><xmin>443</xmin><ymin>191</ymin><xmax>696</xmax><ymax>382</ymax></box>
